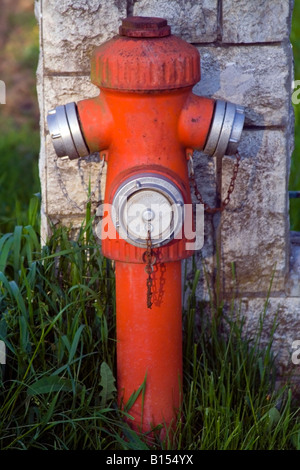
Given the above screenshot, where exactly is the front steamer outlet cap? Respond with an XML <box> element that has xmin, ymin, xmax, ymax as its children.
<box><xmin>111</xmin><ymin>174</ymin><xmax>184</xmax><ymax>248</ymax></box>
<box><xmin>91</xmin><ymin>16</ymin><xmax>201</xmax><ymax>91</ymax></box>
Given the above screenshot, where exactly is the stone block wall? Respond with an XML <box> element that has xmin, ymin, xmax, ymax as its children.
<box><xmin>35</xmin><ymin>0</ymin><xmax>299</xmax><ymax>382</ymax></box>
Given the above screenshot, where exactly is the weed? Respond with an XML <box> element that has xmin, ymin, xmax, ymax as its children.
<box><xmin>0</xmin><ymin>202</ymin><xmax>299</xmax><ymax>449</ymax></box>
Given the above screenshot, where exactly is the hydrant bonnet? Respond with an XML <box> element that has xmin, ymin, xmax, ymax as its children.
<box><xmin>91</xmin><ymin>17</ymin><xmax>201</xmax><ymax>91</ymax></box>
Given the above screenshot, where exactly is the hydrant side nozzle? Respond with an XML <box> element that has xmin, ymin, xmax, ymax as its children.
<box><xmin>47</xmin><ymin>102</ymin><xmax>90</xmax><ymax>160</ymax></box>
<box><xmin>178</xmin><ymin>94</ymin><xmax>215</xmax><ymax>151</ymax></box>
<box><xmin>77</xmin><ymin>96</ymin><xmax>114</xmax><ymax>154</ymax></box>
<box><xmin>203</xmin><ymin>100</ymin><xmax>245</xmax><ymax>157</ymax></box>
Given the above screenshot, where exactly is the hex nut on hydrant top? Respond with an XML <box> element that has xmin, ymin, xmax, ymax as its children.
<box><xmin>47</xmin><ymin>16</ymin><xmax>245</xmax><ymax>437</ymax></box>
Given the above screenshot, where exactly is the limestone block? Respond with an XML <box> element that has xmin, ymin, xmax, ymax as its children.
<box><xmin>187</xmin><ymin>151</ymin><xmax>228</xmax><ymax>301</ymax></box>
<box><xmin>43</xmin><ymin>75</ymin><xmax>99</xmax><ymax>127</ymax></box>
<box><xmin>220</xmin><ymin>129</ymin><xmax>289</xmax><ymax>294</ymax></box>
<box><xmin>192</xmin><ymin>151</ymin><xmax>219</xmax><ymax>264</ymax></box>
<box><xmin>237</xmin><ymin>297</ymin><xmax>300</xmax><ymax>384</ymax></box>
<box><xmin>222</xmin><ymin>0</ymin><xmax>291</xmax><ymax>43</ymax></box>
<box><xmin>42</xmin><ymin>0</ymin><xmax>127</xmax><ymax>73</ymax></box>
<box><xmin>189</xmin><ymin>152</ymin><xmax>216</xmax><ymax>300</ymax></box>
<box><xmin>45</xmin><ymin>136</ymin><xmax>107</xmax><ymax>217</ymax></box>
<box><xmin>194</xmin><ymin>44</ymin><xmax>292</xmax><ymax>127</ymax></box>
<box><xmin>43</xmin><ymin>76</ymin><xmax>106</xmax><ymax>217</ymax></box>
<box><xmin>132</xmin><ymin>0</ymin><xmax>218</xmax><ymax>43</ymax></box>
<box><xmin>192</xmin><ymin>152</ymin><xmax>218</xmax><ymax>209</ymax></box>
<box><xmin>179</xmin><ymin>131</ymin><xmax>291</xmax><ymax>299</ymax></box>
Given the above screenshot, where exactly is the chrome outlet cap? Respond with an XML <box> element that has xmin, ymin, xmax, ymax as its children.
<box><xmin>47</xmin><ymin>102</ymin><xmax>90</xmax><ymax>160</ymax></box>
<box><xmin>111</xmin><ymin>174</ymin><xmax>184</xmax><ymax>248</ymax></box>
<box><xmin>203</xmin><ymin>100</ymin><xmax>245</xmax><ymax>157</ymax></box>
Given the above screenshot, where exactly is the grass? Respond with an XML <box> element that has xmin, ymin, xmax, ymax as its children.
<box><xmin>290</xmin><ymin>0</ymin><xmax>300</xmax><ymax>231</ymax></box>
<box><xmin>0</xmin><ymin>201</ymin><xmax>299</xmax><ymax>450</ymax></box>
<box><xmin>0</xmin><ymin>117</ymin><xmax>40</xmax><ymax>235</ymax></box>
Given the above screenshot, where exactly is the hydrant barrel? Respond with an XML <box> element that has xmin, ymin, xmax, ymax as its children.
<box><xmin>115</xmin><ymin>260</ymin><xmax>182</xmax><ymax>434</ymax></box>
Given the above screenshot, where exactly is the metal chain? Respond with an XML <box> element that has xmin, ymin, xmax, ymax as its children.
<box><xmin>77</xmin><ymin>155</ymin><xmax>105</xmax><ymax>205</ymax></box>
<box><xmin>142</xmin><ymin>151</ymin><xmax>241</xmax><ymax>307</ymax></box>
<box><xmin>54</xmin><ymin>154</ymin><xmax>105</xmax><ymax>211</ymax></box>
<box><xmin>144</xmin><ymin>229</ymin><xmax>155</xmax><ymax>309</ymax></box>
<box><xmin>188</xmin><ymin>151</ymin><xmax>241</xmax><ymax>214</ymax></box>
<box><xmin>54</xmin><ymin>155</ymin><xmax>83</xmax><ymax>212</ymax></box>
<box><xmin>155</xmin><ymin>262</ymin><xmax>166</xmax><ymax>306</ymax></box>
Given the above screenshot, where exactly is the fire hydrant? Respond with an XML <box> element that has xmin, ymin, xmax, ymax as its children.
<box><xmin>47</xmin><ymin>17</ymin><xmax>245</xmax><ymax>437</ymax></box>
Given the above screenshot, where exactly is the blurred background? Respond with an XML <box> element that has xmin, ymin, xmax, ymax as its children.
<box><xmin>0</xmin><ymin>0</ymin><xmax>299</xmax><ymax>234</ymax></box>
<box><xmin>290</xmin><ymin>1</ymin><xmax>300</xmax><ymax>231</ymax></box>
<box><xmin>0</xmin><ymin>0</ymin><xmax>40</xmax><ymax>234</ymax></box>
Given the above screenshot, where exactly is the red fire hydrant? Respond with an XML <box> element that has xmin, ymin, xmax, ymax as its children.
<box><xmin>47</xmin><ymin>17</ymin><xmax>244</xmax><ymax>437</ymax></box>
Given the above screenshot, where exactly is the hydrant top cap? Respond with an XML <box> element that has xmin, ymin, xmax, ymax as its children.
<box><xmin>119</xmin><ymin>16</ymin><xmax>171</xmax><ymax>38</ymax></box>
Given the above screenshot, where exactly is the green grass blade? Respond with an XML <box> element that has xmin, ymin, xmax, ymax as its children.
<box><xmin>0</xmin><ymin>234</ymin><xmax>13</xmax><ymax>273</ymax></box>
<box><xmin>13</xmin><ymin>225</ymin><xmax>23</xmax><ymax>280</ymax></box>
<box><xmin>69</xmin><ymin>324</ymin><xmax>85</xmax><ymax>364</ymax></box>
